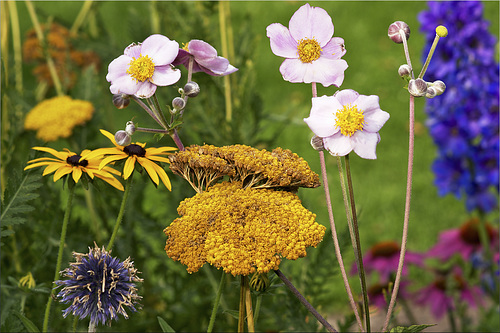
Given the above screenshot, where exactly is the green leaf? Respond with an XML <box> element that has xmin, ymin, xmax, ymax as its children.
<box><xmin>157</xmin><ymin>316</ymin><xmax>175</xmax><ymax>332</ymax></box>
<box><xmin>389</xmin><ymin>324</ymin><xmax>436</xmax><ymax>332</ymax></box>
<box><xmin>13</xmin><ymin>311</ymin><xmax>40</xmax><ymax>332</ymax></box>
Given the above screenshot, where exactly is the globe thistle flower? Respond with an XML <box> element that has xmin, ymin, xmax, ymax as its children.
<box><xmin>164</xmin><ymin>181</ymin><xmax>325</xmax><ymax>276</ymax></box>
<box><xmin>351</xmin><ymin>241</ymin><xmax>424</xmax><ymax>281</ymax></box>
<box><xmin>56</xmin><ymin>244</ymin><xmax>143</xmax><ymax>328</ymax></box>
<box><xmin>82</xmin><ymin>130</ymin><xmax>177</xmax><ymax>190</ymax></box>
<box><xmin>24</xmin><ymin>147</ymin><xmax>124</xmax><ymax>191</ymax></box>
<box><xmin>426</xmin><ymin>218</ymin><xmax>498</xmax><ymax>262</ymax></box>
<box><xmin>106</xmin><ymin>34</ymin><xmax>181</xmax><ymax>98</ymax></box>
<box><xmin>303</xmin><ymin>89</ymin><xmax>390</xmax><ymax>159</ymax></box>
<box><xmin>24</xmin><ymin>96</ymin><xmax>94</xmax><ymax>142</ymax></box>
<box><xmin>266</xmin><ymin>3</ymin><xmax>348</xmax><ymax>87</ymax></box>
<box><xmin>419</xmin><ymin>1</ymin><xmax>499</xmax><ymax>212</ymax></box>
<box><xmin>173</xmin><ymin>39</ymin><xmax>238</xmax><ymax>76</ymax></box>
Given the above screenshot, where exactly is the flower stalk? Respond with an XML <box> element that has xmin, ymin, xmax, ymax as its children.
<box><xmin>207</xmin><ymin>271</ymin><xmax>226</xmax><ymax>333</ymax></box>
<box><xmin>107</xmin><ymin>176</ymin><xmax>133</xmax><ymax>251</ymax></box>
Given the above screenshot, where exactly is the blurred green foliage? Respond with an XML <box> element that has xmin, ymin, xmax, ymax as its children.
<box><xmin>1</xmin><ymin>1</ymin><xmax>498</xmax><ymax>332</ymax></box>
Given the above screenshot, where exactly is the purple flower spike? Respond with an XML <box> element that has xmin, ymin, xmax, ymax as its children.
<box><xmin>106</xmin><ymin>34</ymin><xmax>181</xmax><ymax>98</ymax></box>
<box><xmin>266</xmin><ymin>3</ymin><xmax>348</xmax><ymax>87</ymax></box>
<box><xmin>304</xmin><ymin>89</ymin><xmax>390</xmax><ymax>159</ymax></box>
<box><xmin>173</xmin><ymin>39</ymin><xmax>238</xmax><ymax>76</ymax></box>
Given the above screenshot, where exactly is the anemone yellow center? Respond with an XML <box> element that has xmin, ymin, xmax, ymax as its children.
<box><xmin>335</xmin><ymin>104</ymin><xmax>365</xmax><ymax>137</ymax></box>
<box><xmin>297</xmin><ymin>38</ymin><xmax>322</xmax><ymax>63</ymax></box>
<box><xmin>127</xmin><ymin>54</ymin><xmax>155</xmax><ymax>82</ymax></box>
<box><xmin>182</xmin><ymin>43</ymin><xmax>190</xmax><ymax>52</ymax></box>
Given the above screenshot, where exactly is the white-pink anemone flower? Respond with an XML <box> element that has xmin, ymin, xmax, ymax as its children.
<box><xmin>304</xmin><ymin>89</ymin><xmax>390</xmax><ymax>159</ymax></box>
<box><xmin>106</xmin><ymin>34</ymin><xmax>181</xmax><ymax>98</ymax></box>
<box><xmin>266</xmin><ymin>3</ymin><xmax>348</xmax><ymax>87</ymax></box>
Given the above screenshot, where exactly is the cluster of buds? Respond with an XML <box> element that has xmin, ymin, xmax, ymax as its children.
<box><xmin>114</xmin><ymin>121</ymin><xmax>136</xmax><ymax>146</ymax></box>
<box><xmin>172</xmin><ymin>81</ymin><xmax>200</xmax><ymax>114</ymax></box>
<box><xmin>407</xmin><ymin>78</ymin><xmax>446</xmax><ymax>99</ymax></box>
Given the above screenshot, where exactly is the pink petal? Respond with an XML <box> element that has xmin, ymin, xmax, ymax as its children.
<box><xmin>134</xmin><ymin>81</ymin><xmax>157</xmax><ymax>98</ymax></box>
<box><xmin>334</xmin><ymin>89</ymin><xmax>359</xmax><ymax>106</ymax></box>
<box><xmin>279</xmin><ymin>58</ymin><xmax>307</xmax><ymax>82</ymax></box>
<box><xmin>323</xmin><ymin>133</ymin><xmax>353</xmax><ymax>156</ymax></box>
<box><xmin>321</xmin><ymin>37</ymin><xmax>346</xmax><ymax>60</ymax></box>
<box><xmin>109</xmin><ymin>74</ymin><xmax>140</xmax><ymax>95</ymax></box>
<box><xmin>302</xmin><ymin>57</ymin><xmax>348</xmax><ymax>87</ymax></box>
<box><xmin>150</xmin><ymin>66</ymin><xmax>181</xmax><ymax>86</ymax></box>
<box><xmin>188</xmin><ymin>39</ymin><xmax>218</xmax><ymax>59</ymax></box>
<box><xmin>289</xmin><ymin>3</ymin><xmax>334</xmax><ymax>46</ymax></box>
<box><xmin>363</xmin><ymin>109</ymin><xmax>390</xmax><ymax>133</ymax></box>
<box><xmin>355</xmin><ymin>95</ymin><xmax>382</xmax><ymax>114</ymax></box>
<box><xmin>267</xmin><ymin>23</ymin><xmax>299</xmax><ymax>59</ymax></box>
<box><xmin>106</xmin><ymin>55</ymin><xmax>132</xmax><ymax>82</ymax></box>
<box><xmin>351</xmin><ymin>131</ymin><xmax>380</xmax><ymax>159</ymax></box>
<box><xmin>141</xmin><ymin>34</ymin><xmax>179</xmax><ymax>66</ymax></box>
<box><xmin>124</xmin><ymin>43</ymin><xmax>141</xmax><ymax>58</ymax></box>
<box><xmin>304</xmin><ymin>95</ymin><xmax>342</xmax><ymax>136</ymax></box>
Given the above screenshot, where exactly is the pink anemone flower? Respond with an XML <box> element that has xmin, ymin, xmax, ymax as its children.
<box><xmin>304</xmin><ymin>89</ymin><xmax>390</xmax><ymax>159</ymax></box>
<box><xmin>172</xmin><ymin>39</ymin><xmax>238</xmax><ymax>76</ymax></box>
<box><xmin>266</xmin><ymin>3</ymin><xmax>348</xmax><ymax>87</ymax></box>
<box><xmin>106</xmin><ymin>34</ymin><xmax>181</xmax><ymax>98</ymax></box>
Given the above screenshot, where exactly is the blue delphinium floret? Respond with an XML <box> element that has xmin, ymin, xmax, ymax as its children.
<box><xmin>419</xmin><ymin>1</ymin><xmax>499</xmax><ymax>213</ymax></box>
<box><xmin>56</xmin><ymin>244</ymin><xmax>143</xmax><ymax>328</ymax></box>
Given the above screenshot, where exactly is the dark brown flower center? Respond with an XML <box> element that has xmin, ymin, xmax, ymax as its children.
<box><xmin>370</xmin><ymin>241</ymin><xmax>400</xmax><ymax>258</ymax></box>
<box><xmin>66</xmin><ymin>154</ymin><xmax>88</xmax><ymax>167</ymax></box>
<box><xmin>433</xmin><ymin>274</ymin><xmax>466</xmax><ymax>291</ymax></box>
<box><xmin>124</xmin><ymin>144</ymin><xmax>146</xmax><ymax>157</ymax></box>
<box><xmin>459</xmin><ymin>218</ymin><xmax>495</xmax><ymax>245</ymax></box>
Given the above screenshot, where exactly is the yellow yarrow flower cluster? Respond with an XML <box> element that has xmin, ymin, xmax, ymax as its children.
<box><xmin>169</xmin><ymin>144</ymin><xmax>320</xmax><ymax>192</ymax></box>
<box><xmin>164</xmin><ymin>181</ymin><xmax>325</xmax><ymax>276</ymax></box>
<box><xmin>24</xmin><ymin>96</ymin><xmax>94</xmax><ymax>142</ymax></box>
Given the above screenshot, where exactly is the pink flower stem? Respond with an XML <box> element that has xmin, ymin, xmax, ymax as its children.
<box><xmin>382</xmin><ymin>94</ymin><xmax>415</xmax><ymax>332</ymax></box>
<box><xmin>131</xmin><ymin>95</ymin><xmax>167</xmax><ymax>130</ymax></box>
<box><xmin>170</xmin><ymin>129</ymin><xmax>185</xmax><ymax>151</ymax></box>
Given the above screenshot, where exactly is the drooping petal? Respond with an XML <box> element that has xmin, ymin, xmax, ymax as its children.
<box><xmin>53</xmin><ymin>165</ymin><xmax>74</xmax><ymax>182</ymax></box>
<box><xmin>149</xmin><ymin>162</ymin><xmax>172</xmax><ymax>190</ymax></box>
<box><xmin>150</xmin><ymin>66</ymin><xmax>181</xmax><ymax>86</ymax></box>
<box><xmin>266</xmin><ymin>23</ymin><xmax>299</xmax><ymax>59</ymax></box>
<box><xmin>72</xmin><ymin>167</ymin><xmax>83</xmax><ymax>183</ymax></box>
<box><xmin>302</xmin><ymin>57</ymin><xmax>348</xmax><ymax>87</ymax></box>
<box><xmin>334</xmin><ymin>89</ymin><xmax>359</xmax><ymax>107</ymax></box>
<box><xmin>122</xmin><ymin>157</ymin><xmax>136</xmax><ymax>179</ymax></box>
<box><xmin>134</xmin><ymin>81</ymin><xmax>157</xmax><ymax>99</ymax></box>
<box><xmin>138</xmin><ymin>158</ymin><xmax>159</xmax><ymax>186</ymax></box>
<box><xmin>351</xmin><ymin>131</ymin><xmax>380</xmax><ymax>159</ymax></box>
<box><xmin>289</xmin><ymin>3</ymin><xmax>334</xmax><ymax>45</ymax></box>
<box><xmin>141</xmin><ymin>34</ymin><xmax>179</xmax><ymax>66</ymax></box>
<box><xmin>323</xmin><ymin>133</ymin><xmax>353</xmax><ymax>156</ymax></box>
<box><xmin>94</xmin><ymin>174</ymin><xmax>124</xmax><ymax>191</ymax></box>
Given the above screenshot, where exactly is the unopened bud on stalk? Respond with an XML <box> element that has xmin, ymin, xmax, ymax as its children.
<box><xmin>432</xmin><ymin>80</ymin><xmax>446</xmax><ymax>95</ymax></box>
<box><xmin>388</xmin><ymin>21</ymin><xmax>410</xmax><ymax>44</ymax></box>
<box><xmin>112</xmin><ymin>94</ymin><xmax>130</xmax><ymax>109</ymax></box>
<box><xmin>310</xmin><ymin>135</ymin><xmax>325</xmax><ymax>151</ymax></box>
<box><xmin>172</xmin><ymin>97</ymin><xmax>186</xmax><ymax>111</ymax></box>
<box><xmin>114</xmin><ymin>130</ymin><xmax>131</xmax><ymax>146</ymax></box>
<box><xmin>408</xmin><ymin>78</ymin><xmax>427</xmax><ymax>97</ymax></box>
<box><xmin>425</xmin><ymin>86</ymin><xmax>437</xmax><ymax>99</ymax></box>
<box><xmin>125</xmin><ymin>121</ymin><xmax>136</xmax><ymax>136</ymax></box>
<box><xmin>183</xmin><ymin>81</ymin><xmax>200</xmax><ymax>97</ymax></box>
<box><xmin>398</xmin><ymin>64</ymin><xmax>412</xmax><ymax>78</ymax></box>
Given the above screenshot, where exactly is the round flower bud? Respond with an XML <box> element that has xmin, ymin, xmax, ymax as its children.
<box><xmin>398</xmin><ymin>64</ymin><xmax>412</xmax><ymax>78</ymax></box>
<box><xmin>112</xmin><ymin>94</ymin><xmax>130</xmax><ymax>109</ymax></box>
<box><xmin>432</xmin><ymin>80</ymin><xmax>446</xmax><ymax>95</ymax></box>
<box><xmin>435</xmin><ymin>25</ymin><xmax>448</xmax><ymax>38</ymax></box>
<box><xmin>249</xmin><ymin>272</ymin><xmax>270</xmax><ymax>292</ymax></box>
<box><xmin>172</xmin><ymin>97</ymin><xmax>186</xmax><ymax>111</ymax></box>
<box><xmin>388</xmin><ymin>21</ymin><xmax>410</xmax><ymax>44</ymax></box>
<box><xmin>125</xmin><ymin>121</ymin><xmax>136</xmax><ymax>136</ymax></box>
<box><xmin>425</xmin><ymin>86</ymin><xmax>437</xmax><ymax>99</ymax></box>
<box><xmin>310</xmin><ymin>135</ymin><xmax>325</xmax><ymax>151</ymax></box>
<box><xmin>408</xmin><ymin>78</ymin><xmax>427</xmax><ymax>97</ymax></box>
<box><xmin>183</xmin><ymin>81</ymin><xmax>200</xmax><ymax>97</ymax></box>
<box><xmin>114</xmin><ymin>130</ymin><xmax>131</xmax><ymax>146</ymax></box>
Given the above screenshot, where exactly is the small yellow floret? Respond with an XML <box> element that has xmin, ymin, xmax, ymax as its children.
<box><xmin>436</xmin><ymin>25</ymin><xmax>448</xmax><ymax>38</ymax></box>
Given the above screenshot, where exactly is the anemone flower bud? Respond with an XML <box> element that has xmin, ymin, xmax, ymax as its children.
<box><xmin>425</xmin><ymin>86</ymin><xmax>437</xmax><ymax>99</ymax></box>
<box><xmin>114</xmin><ymin>130</ymin><xmax>131</xmax><ymax>146</ymax></box>
<box><xmin>183</xmin><ymin>81</ymin><xmax>200</xmax><ymax>97</ymax></box>
<box><xmin>172</xmin><ymin>97</ymin><xmax>186</xmax><ymax>111</ymax></box>
<box><xmin>408</xmin><ymin>78</ymin><xmax>427</xmax><ymax>97</ymax></box>
<box><xmin>125</xmin><ymin>121</ymin><xmax>136</xmax><ymax>136</ymax></box>
<box><xmin>432</xmin><ymin>80</ymin><xmax>446</xmax><ymax>95</ymax></box>
<box><xmin>310</xmin><ymin>135</ymin><xmax>325</xmax><ymax>151</ymax></box>
<box><xmin>112</xmin><ymin>94</ymin><xmax>130</xmax><ymax>109</ymax></box>
<box><xmin>398</xmin><ymin>64</ymin><xmax>412</xmax><ymax>78</ymax></box>
<box><xmin>388</xmin><ymin>21</ymin><xmax>410</xmax><ymax>44</ymax></box>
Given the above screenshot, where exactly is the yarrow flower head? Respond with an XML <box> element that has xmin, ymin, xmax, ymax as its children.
<box><xmin>82</xmin><ymin>130</ymin><xmax>177</xmax><ymax>190</ymax></box>
<box><xmin>266</xmin><ymin>3</ymin><xmax>348</xmax><ymax>87</ymax></box>
<box><xmin>24</xmin><ymin>147</ymin><xmax>124</xmax><ymax>191</ymax></box>
<box><xmin>24</xmin><ymin>96</ymin><xmax>94</xmax><ymax>142</ymax></box>
<box><xmin>419</xmin><ymin>1</ymin><xmax>499</xmax><ymax>212</ymax></box>
<box><xmin>106</xmin><ymin>34</ymin><xmax>181</xmax><ymax>98</ymax></box>
<box><xmin>304</xmin><ymin>89</ymin><xmax>390</xmax><ymax>159</ymax></box>
<box><xmin>173</xmin><ymin>39</ymin><xmax>238</xmax><ymax>76</ymax></box>
<box><xmin>56</xmin><ymin>244</ymin><xmax>143</xmax><ymax>328</ymax></box>
<box><xmin>164</xmin><ymin>181</ymin><xmax>325</xmax><ymax>276</ymax></box>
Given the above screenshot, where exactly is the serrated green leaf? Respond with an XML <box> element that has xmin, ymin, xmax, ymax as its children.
<box><xmin>389</xmin><ymin>324</ymin><xmax>436</xmax><ymax>332</ymax></box>
<box><xmin>157</xmin><ymin>316</ymin><xmax>175</xmax><ymax>332</ymax></box>
<box><xmin>13</xmin><ymin>311</ymin><xmax>40</xmax><ymax>332</ymax></box>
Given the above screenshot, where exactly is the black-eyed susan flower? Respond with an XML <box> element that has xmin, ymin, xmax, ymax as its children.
<box><xmin>56</xmin><ymin>244</ymin><xmax>143</xmax><ymax>329</ymax></box>
<box><xmin>24</xmin><ymin>96</ymin><xmax>95</xmax><ymax>142</ymax></box>
<box><xmin>24</xmin><ymin>147</ymin><xmax>124</xmax><ymax>191</ymax></box>
<box><xmin>84</xmin><ymin>130</ymin><xmax>176</xmax><ymax>190</ymax></box>
<box><xmin>164</xmin><ymin>181</ymin><xmax>325</xmax><ymax>276</ymax></box>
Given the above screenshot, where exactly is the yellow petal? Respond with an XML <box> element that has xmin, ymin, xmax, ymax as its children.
<box><xmin>32</xmin><ymin>147</ymin><xmax>71</xmax><ymax>160</ymax></box>
<box><xmin>53</xmin><ymin>165</ymin><xmax>73</xmax><ymax>182</ymax></box>
<box><xmin>138</xmin><ymin>158</ymin><xmax>159</xmax><ymax>186</ymax></box>
<box><xmin>42</xmin><ymin>162</ymin><xmax>66</xmax><ymax>176</ymax></box>
<box><xmin>26</xmin><ymin>157</ymin><xmax>62</xmax><ymax>164</ymax></box>
<box><xmin>146</xmin><ymin>156</ymin><xmax>171</xmax><ymax>163</ymax></box>
<box><xmin>99</xmin><ymin>154</ymin><xmax>127</xmax><ymax>170</ymax></box>
<box><xmin>150</xmin><ymin>160</ymin><xmax>172</xmax><ymax>190</ymax></box>
<box><xmin>100</xmin><ymin>129</ymin><xmax>119</xmax><ymax>147</ymax></box>
<box><xmin>72</xmin><ymin>167</ymin><xmax>83</xmax><ymax>183</ymax></box>
<box><xmin>122</xmin><ymin>157</ymin><xmax>136</xmax><ymax>179</ymax></box>
<box><xmin>94</xmin><ymin>174</ymin><xmax>124</xmax><ymax>191</ymax></box>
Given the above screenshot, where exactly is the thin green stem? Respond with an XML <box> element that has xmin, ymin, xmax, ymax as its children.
<box><xmin>244</xmin><ymin>276</ymin><xmax>255</xmax><ymax>332</ymax></box>
<box><xmin>253</xmin><ymin>294</ymin><xmax>262</xmax><ymax>325</ymax></box>
<box><xmin>106</xmin><ymin>176</ymin><xmax>133</xmax><ymax>251</ymax></box>
<box><xmin>207</xmin><ymin>271</ymin><xmax>226</xmax><ymax>333</ymax></box>
<box><xmin>70</xmin><ymin>0</ymin><xmax>93</xmax><ymax>35</ymax></box>
<box><xmin>344</xmin><ymin>154</ymin><xmax>370</xmax><ymax>332</ymax></box>
<box><xmin>42</xmin><ymin>185</ymin><xmax>75</xmax><ymax>332</ymax></box>
<box><xmin>238</xmin><ymin>275</ymin><xmax>245</xmax><ymax>333</ymax></box>
<box><xmin>418</xmin><ymin>34</ymin><xmax>440</xmax><ymax>79</ymax></box>
<box><xmin>7</xmin><ymin>1</ymin><xmax>23</xmax><ymax>92</ymax></box>
<box><xmin>218</xmin><ymin>1</ymin><xmax>233</xmax><ymax>122</ymax></box>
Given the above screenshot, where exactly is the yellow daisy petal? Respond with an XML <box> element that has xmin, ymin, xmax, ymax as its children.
<box><xmin>26</xmin><ymin>157</ymin><xmax>62</xmax><ymax>164</ymax></box>
<box><xmin>145</xmin><ymin>156</ymin><xmax>171</xmax><ymax>163</ymax></box>
<box><xmin>122</xmin><ymin>157</ymin><xmax>136</xmax><ymax>179</ymax></box>
<box><xmin>149</xmin><ymin>160</ymin><xmax>172</xmax><ymax>190</ymax></box>
<box><xmin>72</xmin><ymin>167</ymin><xmax>83</xmax><ymax>183</ymax></box>
<box><xmin>100</xmin><ymin>129</ymin><xmax>120</xmax><ymax>147</ymax></box>
<box><xmin>138</xmin><ymin>158</ymin><xmax>160</xmax><ymax>186</ymax></box>
<box><xmin>32</xmin><ymin>146</ymin><xmax>71</xmax><ymax>160</ymax></box>
<box><xmin>53</xmin><ymin>165</ymin><xmax>74</xmax><ymax>182</ymax></box>
<box><xmin>94</xmin><ymin>174</ymin><xmax>124</xmax><ymax>191</ymax></box>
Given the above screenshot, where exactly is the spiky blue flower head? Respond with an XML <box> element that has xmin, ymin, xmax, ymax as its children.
<box><xmin>56</xmin><ymin>244</ymin><xmax>143</xmax><ymax>328</ymax></box>
<box><xmin>419</xmin><ymin>1</ymin><xmax>499</xmax><ymax>213</ymax></box>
